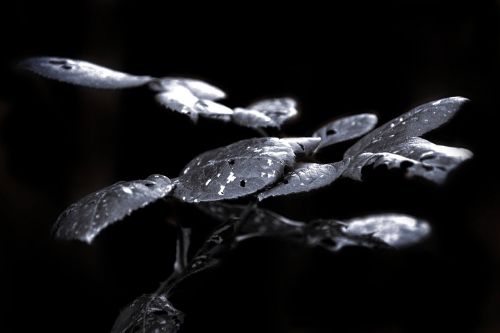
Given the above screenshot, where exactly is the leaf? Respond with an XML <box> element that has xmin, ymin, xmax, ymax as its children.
<box><xmin>19</xmin><ymin>57</ymin><xmax>153</xmax><ymax>89</ymax></box>
<box><xmin>53</xmin><ymin>174</ymin><xmax>173</xmax><ymax>244</ymax></box>
<box><xmin>248</xmin><ymin>98</ymin><xmax>298</xmax><ymax>126</ymax></box>
<box><xmin>172</xmin><ymin>138</ymin><xmax>296</xmax><ymax>202</ymax></box>
<box><xmin>280</xmin><ymin>137</ymin><xmax>322</xmax><ymax>157</ymax></box>
<box><xmin>342</xmin><ymin>214</ymin><xmax>431</xmax><ymax>248</ymax></box>
<box><xmin>342</xmin><ymin>137</ymin><xmax>473</xmax><ymax>184</ymax></box>
<box><xmin>149</xmin><ymin>77</ymin><xmax>226</xmax><ymax>100</ymax></box>
<box><xmin>155</xmin><ymin>86</ymin><xmax>232</xmax><ymax>122</ymax></box>
<box><xmin>257</xmin><ymin>161</ymin><xmax>347</xmax><ymax>200</ymax></box>
<box><xmin>313</xmin><ymin>113</ymin><xmax>378</xmax><ymax>151</ymax></box>
<box><xmin>155</xmin><ymin>86</ymin><xmax>200</xmax><ymax>121</ymax></box>
<box><xmin>198</xmin><ymin>203</ymin><xmax>430</xmax><ymax>250</ymax></box>
<box><xmin>194</xmin><ymin>100</ymin><xmax>233</xmax><ymax>119</ymax></box>
<box><xmin>110</xmin><ymin>294</ymin><xmax>184</xmax><ymax>333</ymax></box>
<box><xmin>232</xmin><ymin>98</ymin><xmax>298</xmax><ymax>128</ymax></box>
<box><xmin>232</xmin><ymin>108</ymin><xmax>277</xmax><ymax>128</ymax></box>
<box><xmin>344</xmin><ymin>97</ymin><xmax>469</xmax><ymax>157</ymax></box>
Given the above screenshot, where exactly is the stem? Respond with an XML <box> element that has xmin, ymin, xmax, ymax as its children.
<box><xmin>173</xmin><ymin>227</ymin><xmax>191</xmax><ymax>274</ymax></box>
<box><xmin>142</xmin><ymin>200</ymin><xmax>259</xmax><ymax>332</ymax></box>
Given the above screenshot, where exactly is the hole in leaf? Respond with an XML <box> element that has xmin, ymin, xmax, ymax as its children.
<box><xmin>326</xmin><ymin>129</ymin><xmax>337</xmax><ymax>136</ymax></box>
<box><xmin>298</xmin><ymin>143</ymin><xmax>305</xmax><ymax>151</ymax></box>
<box><xmin>240</xmin><ymin>180</ymin><xmax>246</xmax><ymax>187</ymax></box>
<box><xmin>283</xmin><ymin>179</ymin><xmax>289</xmax><ymax>184</ymax></box>
<box><xmin>61</xmin><ymin>64</ymin><xmax>73</xmax><ymax>70</ymax></box>
<box><xmin>144</xmin><ymin>182</ymin><xmax>155</xmax><ymax>187</ymax></box>
<box><xmin>228</xmin><ymin>159</ymin><xmax>235</xmax><ymax>165</ymax></box>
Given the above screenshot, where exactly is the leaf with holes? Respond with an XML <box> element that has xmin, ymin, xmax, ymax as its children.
<box><xmin>342</xmin><ymin>214</ymin><xmax>431</xmax><ymax>248</ymax></box>
<box><xmin>149</xmin><ymin>77</ymin><xmax>226</xmax><ymax>100</ymax></box>
<box><xmin>342</xmin><ymin>137</ymin><xmax>472</xmax><ymax>184</ymax></box>
<box><xmin>233</xmin><ymin>98</ymin><xmax>298</xmax><ymax>128</ymax></box>
<box><xmin>313</xmin><ymin>113</ymin><xmax>378</xmax><ymax>151</ymax></box>
<box><xmin>110</xmin><ymin>294</ymin><xmax>184</xmax><ymax>333</ymax></box>
<box><xmin>344</xmin><ymin>97</ymin><xmax>469</xmax><ymax>157</ymax></box>
<box><xmin>258</xmin><ymin>161</ymin><xmax>347</xmax><ymax>200</ymax></box>
<box><xmin>19</xmin><ymin>57</ymin><xmax>153</xmax><ymax>89</ymax></box>
<box><xmin>53</xmin><ymin>175</ymin><xmax>173</xmax><ymax>243</ymax></box>
<box><xmin>172</xmin><ymin>137</ymin><xmax>298</xmax><ymax>202</ymax></box>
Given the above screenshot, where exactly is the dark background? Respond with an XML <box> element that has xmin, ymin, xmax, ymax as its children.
<box><xmin>1</xmin><ymin>1</ymin><xmax>499</xmax><ymax>332</ymax></box>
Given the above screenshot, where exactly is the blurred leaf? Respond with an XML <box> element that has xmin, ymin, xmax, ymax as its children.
<box><xmin>19</xmin><ymin>57</ymin><xmax>152</xmax><ymax>89</ymax></box>
<box><xmin>53</xmin><ymin>175</ymin><xmax>173</xmax><ymax>243</ymax></box>
<box><xmin>232</xmin><ymin>108</ymin><xmax>277</xmax><ymax>128</ymax></box>
<box><xmin>172</xmin><ymin>138</ymin><xmax>296</xmax><ymax>202</ymax></box>
<box><xmin>313</xmin><ymin>113</ymin><xmax>378</xmax><ymax>151</ymax></box>
<box><xmin>198</xmin><ymin>203</ymin><xmax>430</xmax><ymax>250</ymax></box>
<box><xmin>155</xmin><ymin>86</ymin><xmax>232</xmax><ymax>122</ymax></box>
<box><xmin>342</xmin><ymin>214</ymin><xmax>431</xmax><ymax>248</ymax></box>
<box><xmin>149</xmin><ymin>77</ymin><xmax>226</xmax><ymax>100</ymax></box>
<box><xmin>233</xmin><ymin>98</ymin><xmax>298</xmax><ymax>128</ymax></box>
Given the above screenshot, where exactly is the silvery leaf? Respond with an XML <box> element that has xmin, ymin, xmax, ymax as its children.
<box><xmin>313</xmin><ymin>113</ymin><xmax>378</xmax><ymax>151</ymax></box>
<box><xmin>345</xmin><ymin>97</ymin><xmax>469</xmax><ymax>157</ymax></box>
<box><xmin>19</xmin><ymin>57</ymin><xmax>152</xmax><ymax>89</ymax></box>
<box><xmin>194</xmin><ymin>100</ymin><xmax>233</xmax><ymax>118</ymax></box>
<box><xmin>342</xmin><ymin>214</ymin><xmax>431</xmax><ymax>248</ymax></box>
<box><xmin>173</xmin><ymin>138</ymin><xmax>296</xmax><ymax>202</ymax></box>
<box><xmin>155</xmin><ymin>87</ymin><xmax>232</xmax><ymax>122</ymax></box>
<box><xmin>53</xmin><ymin>175</ymin><xmax>173</xmax><ymax>244</ymax></box>
<box><xmin>231</xmin><ymin>98</ymin><xmax>298</xmax><ymax>129</ymax></box>
<box><xmin>232</xmin><ymin>108</ymin><xmax>277</xmax><ymax>128</ymax></box>
<box><xmin>258</xmin><ymin>161</ymin><xmax>347</xmax><ymax>200</ymax></box>
<box><xmin>149</xmin><ymin>77</ymin><xmax>226</xmax><ymax>100</ymax></box>
<box><xmin>155</xmin><ymin>86</ymin><xmax>200</xmax><ymax>121</ymax></box>
<box><xmin>110</xmin><ymin>294</ymin><xmax>184</xmax><ymax>333</ymax></box>
<box><xmin>343</xmin><ymin>137</ymin><xmax>473</xmax><ymax>184</ymax></box>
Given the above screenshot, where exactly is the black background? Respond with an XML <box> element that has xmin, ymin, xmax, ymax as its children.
<box><xmin>1</xmin><ymin>1</ymin><xmax>499</xmax><ymax>332</ymax></box>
